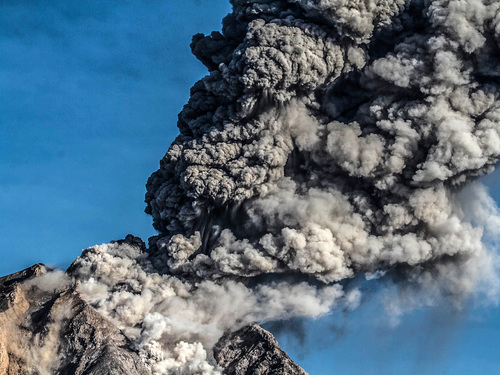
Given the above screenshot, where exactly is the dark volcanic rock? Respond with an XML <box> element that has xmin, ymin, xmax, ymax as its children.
<box><xmin>214</xmin><ymin>325</ymin><xmax>308</xmax><ymax>375</ymax></box>
<box><xmin>1</xmin><ymin>265</ymin><xmax>308</xmax><ymax>375</ymax></box>
<box><xmin>0</xmin><ymin>264</ymin><xmax>149</xmax><ymax>375</ymax></box>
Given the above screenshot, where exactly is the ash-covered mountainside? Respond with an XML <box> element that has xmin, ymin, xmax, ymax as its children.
<box><xmin>0</xmin><ymin>264</ymin><xmax>307</xmax><ymax>375</ymax></box>
<box><xmin>0</xmin><ymin>264</ymin><xmax>150</xmax><ymax>375</ymax></box>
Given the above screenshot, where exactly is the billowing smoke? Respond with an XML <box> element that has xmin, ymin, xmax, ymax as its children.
<box><xmin>63</xmin><ymin>0</ymin><xmax>500</xmax><ymax>373</ymax></box>
<box><xmin>145</xmin><ymin>0</ymin><xmax>500</xmax><ymax>292</ymax></box>
<box><xmin>69</xmin><ymin>238</ymin><xmax>345</xmax><ymax>374</ymax></box>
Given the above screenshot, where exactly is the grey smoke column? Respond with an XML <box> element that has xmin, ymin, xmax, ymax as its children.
<box><xmin>145</xmin><ymin>0</ymin><xmax>500</xmax><ymax>296</ymax></box>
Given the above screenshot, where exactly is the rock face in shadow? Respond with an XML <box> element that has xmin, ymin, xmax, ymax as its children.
<box><xmin>0</xmin><ymin>264</ymin><xmax>149</xmax><ymax>375</ymax></box>
<box><xmin>0</xmin><ymin>265</ymin><xmax>308</xmax><ymax>375</ymax></box>
<box><xmin>214</xmin><ymin>325</ymin><xmax>308</xmax><ymax>375</ymax></box>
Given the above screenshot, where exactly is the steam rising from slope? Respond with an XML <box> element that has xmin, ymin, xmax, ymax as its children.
<box><xmin>65</xmin><ymin>0</ymin><xmax>500</xmax><ymax>373</ymax></box>
<box><xmin>69</xmin><ymin>239</ymin><xmax>345</xmax><ymax>374</ymax></box>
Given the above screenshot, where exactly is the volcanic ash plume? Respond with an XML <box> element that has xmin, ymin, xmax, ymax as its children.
<box><xmin>67</xmin><ymin>0</ymin><xmax>500</xmax><ymax>373</ymax></box>
<box><xmin>145</xmin><ymin>0</ymin><xmax>500</xmax><ymax>291</ymax></box>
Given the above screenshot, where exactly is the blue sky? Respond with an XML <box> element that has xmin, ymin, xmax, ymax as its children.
<box><xmin>1</xmin><ymin>0</ymin><xmax>232</xmax><ymax>274</ymax></box>
<box><xmin>1</xmin><ymin>1</ymin><xmax>500</xmax><ymax>374</ymax></box>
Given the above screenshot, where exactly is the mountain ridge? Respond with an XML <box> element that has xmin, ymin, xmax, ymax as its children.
<box><xmin>0</xmin><ymin>264</ymin><xmax>308</xmax><ymax>375</ymax></box>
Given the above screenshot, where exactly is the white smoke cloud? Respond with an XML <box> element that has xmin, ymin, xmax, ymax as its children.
<box><xmin>68</xmin><ymin>241</ymin><xmax>345</xmax><ymax>374</ymax></box>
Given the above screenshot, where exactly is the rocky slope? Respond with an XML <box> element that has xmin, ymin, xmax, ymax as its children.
<box><xmin>0</xmin><ymin>265</ymin><xmax>307</xmax><ymax>375</ymax></box>
<box><xmin>214</xmin><ymin>325</ymin><xmax>308</xmax><ymax>375</ymax></box>
<box><xmin>0</xmin><ymin>264</ymin><xmax>149</xmax><ymax>375</ymax></box>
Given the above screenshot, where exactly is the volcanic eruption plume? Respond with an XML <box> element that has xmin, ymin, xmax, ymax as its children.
<box><xmin>52</xmin><ymin>0</ymin><xmax>500</xmax><ymax>373</ymax></box>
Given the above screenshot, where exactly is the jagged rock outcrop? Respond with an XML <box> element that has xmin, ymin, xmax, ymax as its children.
<box><xmin>214</xmin><ymin>325</ymin><xmax>308</xmax><ymax>375</ymax></box>
<box><xmin>0</xmin><ymin>265</ymin><xmax>308</xmax><ymax>375</ymax></box>
<box><xmin>0</xmin><ymin>264</ymin><xmax>149</xmax><ymax>375</ymax></box>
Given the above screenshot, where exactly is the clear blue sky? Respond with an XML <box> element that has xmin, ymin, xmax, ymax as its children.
<box><xmin>1</xmin><ymin>1</ymin><xmax>499</xmax><ymax>374</ymax></box>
